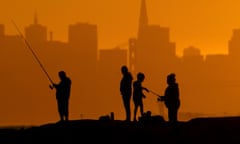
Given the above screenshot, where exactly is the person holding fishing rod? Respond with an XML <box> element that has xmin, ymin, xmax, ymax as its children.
<box><xmin>158</xmin><ymin>73</ymin><xmax>180</xmax><ymax>125</ymax></box>
<box><xmin>133</xmin><ymin>72</ymin><xmax>149</xmax><ymax>122</ymax></box>
<box><xmin>50</xmin><ymin>71</ymin><xmax>72</xmax><ymax>123</ymax></box>
<box><xmin>12</xmin><ymin>20</ymin><xmax>72</xmax><ymax>123</ymax></box>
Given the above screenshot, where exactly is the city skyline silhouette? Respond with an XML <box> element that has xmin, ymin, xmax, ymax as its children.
<box><xmin>1</xmin><ymin>0</ymin><xmax>239</xmax><ymax>55</ymax></box>
<box><xmin>1</xmin><ymin>0</ymin><xmax>240</xmax><ymax>126</ymax></box>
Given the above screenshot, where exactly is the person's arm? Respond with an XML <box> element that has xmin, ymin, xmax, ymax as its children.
<box><xmin>49</xmin><ymin>83</ymin><xmax>58</xmax><ymax>89</ymax></box>
<box><xmin>157</xmin><ymin>88</ymin><xmax>167</xmax><ymax>101</ymax></box>
<box><xmin>142</xmin><ymin>87</ymin><xmax>149</xmax><ymax>92</ymax></box>
<box><xmin>141</xmin><ymin>87</ymin><xmax>149</xmax><ymax>99</ymax></box>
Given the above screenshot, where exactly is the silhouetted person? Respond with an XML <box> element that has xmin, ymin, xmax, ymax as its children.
<box><xmin>50</xmin><ymin>71</ymin><xmax>72</xmax><ymax>123</ymax></box>
<box><xmin>160</xmin><ymin>73</ymin><xmax>180</xmax><ymax>125</ymax></box>
<box><xmin>133</xmin><ymin>72</ymin><xmax>149</xmax><ymax>122</ymax></box>
<box><xmin>120</xmin><ymin>65</ymin><xmax>133</xmax><ymax>121</ymax></box>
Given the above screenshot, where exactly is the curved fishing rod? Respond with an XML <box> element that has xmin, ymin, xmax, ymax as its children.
<box><xmin>148</xmin><ymin>89</ymin><xmax>161</xmax><ymax>97</ymax></box>
<box><xmin>11</xmin><ymin>20</ymin><xmax>54</xmax><ymax>85</ymax></box>
<box><xmin>148</xmin><ymin>89</ymin><xmax>164</xmax><ymax>101</ymax></box>
<box><xmin>146</xmin><ymin>88</ymin><xmax>161</xmax><ymax>97</ymax></box>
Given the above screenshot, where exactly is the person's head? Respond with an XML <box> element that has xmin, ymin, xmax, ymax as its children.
<box><xmin>121</xmin><ymin>65</ymin><xmax>128</xmax><ymax>75</ymax></box>
<box><xmin>58</xmin><ymin>71</ymin><xmax>66</xmax><ymax>80</ymax></box>
<box><xmin>137</xmin><ymin>72</ymin><xmax>145</xmax><ymax>82</ymax></box>
<box><xmin>167</xmin><ymin>73</ymin><xmax>176</xmax><ymax>85</ymax></box>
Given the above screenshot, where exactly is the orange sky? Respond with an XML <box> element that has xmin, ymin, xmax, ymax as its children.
<box><xmin>1</xmin><ymin>0</ymin><xmax>240</xmax><ymax>126</ymax></box>
<box><xmin>1</xmin><ymin>0</ymin><xmax>240</xmax><ymax>56</ymax></box>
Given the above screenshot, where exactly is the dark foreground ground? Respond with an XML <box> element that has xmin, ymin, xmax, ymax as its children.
<box><xmin>1</xmin><ymin>116</ymin><xmax>240</xmax><ymax>144</ymax></box>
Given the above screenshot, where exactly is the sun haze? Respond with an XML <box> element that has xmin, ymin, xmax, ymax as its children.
<box><xmin>1</xmin><ymin>0</ymin><xmax>240</xmax><ymax>55</ymax></box>
<box><xmin>1</xmin><ymin>0</ymin><xmax>240</xmax><ymax>126</ymax></box>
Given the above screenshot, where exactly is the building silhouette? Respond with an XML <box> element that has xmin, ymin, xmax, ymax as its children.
<box><xmin>1</xmin><ymin>0</ymin><xmax>240</xmax><ymax>122</ymax></box>
<box><xmin>97</xmin><ymin>47</ymin><xmax>128</xmax><ymax>118</ymax></box>
<box><xmin>132</xmin><ymin>0</ymin><xmax>178</xmax><ymax>87</ymax></box>
<box><xmin>25</xmin><ymin>14</ymin><xmax>47</xmax><ymax>48</ymax></box>
<box><xmin>0</xmin><ymin>24</ymin><xmax>4</xmax><ymax>40</ymax></box>
<box><xmin>129</xmin><ymin>0</ymin><xmax>179</xmax><ymax>118</ymax></box>
<box><xmin>68</xmin><ymin>22</ymin><xmax>98</xmax><ymax>117</ymax></box>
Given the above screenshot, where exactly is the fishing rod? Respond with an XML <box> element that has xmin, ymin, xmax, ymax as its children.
<box><xmin>146</xmin><ymin>88</ymin><xmax>161</xmax><ymax>97</ymax></box>
<box><xmin>148</xmin><ymin>89</ymin><xmax>161</xmax><ymax>97</ymax></box>
<box><xmin>148</xmin><ymin>89</ymin><xmax>164</xmax><ymax>101</ymax></box>
<box><xmin>11</xmin><ymin>20</ymin><xmax>54</xmax><ymax>85</ymax></box>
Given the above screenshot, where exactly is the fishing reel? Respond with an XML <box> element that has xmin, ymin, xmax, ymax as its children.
<box><xmin>49</xmin><ymin>85</ymin><xmax>54</xmax><ymax>90</ymax></box>
<box><xmin>157</xmin><ymin>96</ymin><xmax>165</xmax><ymax>102</ymax></box>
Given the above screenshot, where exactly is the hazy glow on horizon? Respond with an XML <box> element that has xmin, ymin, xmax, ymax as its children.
<box><xmin>1</xmin><ymin>0</ymin><xmax>240</xmax><ymax>126</ymax></box>
<box><xmin>1</xmin><ymin>0</ymin><xmax>240</xmax><ymax>55</ymax></box>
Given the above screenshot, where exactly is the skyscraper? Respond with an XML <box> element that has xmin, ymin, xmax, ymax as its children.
<box><xmin>132</xmin><ymin>0</ymin><xmax>177</xmax><ymax>90</ymax></box>
<box><xmin>68</xmin><ymin>22</ymin><xmax>98</xmax><ymax>116</ymax></box>
<box><xmin>25</xmin><ymin>14</ymin><xmax>47</xmax><ymax>47</ymax></box>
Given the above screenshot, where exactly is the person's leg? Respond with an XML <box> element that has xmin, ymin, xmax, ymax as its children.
<box><xmin>123</xmin><ymin>96</ymin><xmax>131</xmax><ymax>121</ymax></box>
<box><xmin>64</xmin><ymin>100</ymin><xmax>69</xmax><ymax>121</ymax></box>
<box><xmin>168</xmin><ymin>108</ymin><xmax>172</xmax><ymax>123</ymax></box>
<box><xmin>57</xmin><ymin>100</ymin><xmax>64</xmax><ymax>122</ymax></box>
<box><xmin>173</xmin><ymin>108</ymin><xmax>178</xmax><ymax>123</ymax></box>
<box><xmin>125</xmin><ymin>97</ymin><xmax>131</xmax><ymax>121</ymax></box>
<box><xmin>140</xmin><ymin>100</ymin><xmax>144</xmax><ymax>117</ymax></box>
<box><xmin>133</xmin><ymin>103</ymin><xmax>138</xmax><ymax>121</ymax></box>
<box><xmin>168</xmin><ymin>108</ymin><xmax>177</xmax><ymax>125</ymax></box>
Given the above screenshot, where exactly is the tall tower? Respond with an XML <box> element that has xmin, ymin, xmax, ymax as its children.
<box><xmin>25</xmin><ymin>14</ymin><xmax>47</xmax><ymax>47</ymax></box>
<box><xmin>131</xmin><ymin>0</ymin><xmax>177</xmax><ymax>118</ymax></box>
<box><xmin>34</xmin><ymin>12</ymin><xmax>38</xmax><ymax>25</ymax></box>
<box><xmin>68</xmin><ymin>23</ymin><xmax>98</xmax><ymax>116</ymax></box>
<box><xmin>0</xmin><ymin>24</ymin><xmax>4</xmax><ymax>40</ymax></box>
<box><xmin>229</xmin><ymin>29</ymin><xmax>240</xmax><ymax>57</ymax></box>
<box><xmin>138</xmin><ymin>0</ymin><xmax>148</xmax><ymax>39</ymax></box>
